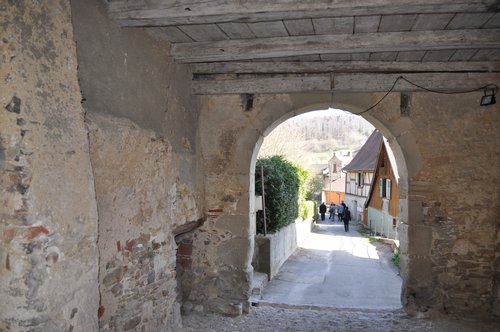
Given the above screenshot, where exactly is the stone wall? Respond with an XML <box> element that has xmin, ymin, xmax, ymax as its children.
<box><xmin>71</xmin><ymin>0</ymin><xmax>203</xmax><ymax>330</ymax></box>
<box><xmin>194</xmin><ymin>90</ymin><xmax>500</xmax><ymax>319</ymax></box>
<box><xmin>0</xmin><ymin>2</ymin><xmax>99</xmax><ymax>331</ymax></box>
<box><xmin>494</xmin><ymin>226</ymin><xmax>500</xmax><ymax>316</ymax></box>
<box><xmin>253</xmin><ymin>219</ymin><xmax>314</xmax><ymax>280</ymax></box>
<box><xmin>181</xmin><ymin>95</ymin><xmax>264</xmax><ymax>316</ymax></box>
<box><xmin>1</xmin><ymin>0</ymin><xmax>499</xmax><ymax>327</ymax></box>
<box><xmin>397</xmin><ymin>92</ymin><xmax>499</xmax><ymax>318</ymax></box>
<box><xmin>87</xmin><ymin>113</ymin><xmax>200</xmax><ymax>330</ymax></box>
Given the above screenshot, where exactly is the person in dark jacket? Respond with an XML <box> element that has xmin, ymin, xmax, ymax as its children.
<box><xmin>338</xmin><ymin>202</ymin><xmax>345</xmax><ymax>222</ymax></box>
<box><xmin>343</xmin><ymin>206</ymin><xmax>351</xmax><ymax>232</ymax></box>
<box><xmin>328</xmin><ymin>202</ymin><xmax>335</xmax><ymax>220</ymax></box>
<box><xmin>319</xmin><ymin>202</ymin><xmax>327</xmax><ymax>221</ymax></box>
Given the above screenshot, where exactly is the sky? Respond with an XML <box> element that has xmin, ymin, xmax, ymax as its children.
<box><xmin>295</xmin><ymin>108</ymin><xmax>353</xmax><ymax>119</ymax></box>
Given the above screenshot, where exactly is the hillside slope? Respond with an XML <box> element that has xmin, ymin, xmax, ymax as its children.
<box><xmin>258</xmin><ymin>110</ymin><xmax>374</xmax><ymax>169</ymax></box>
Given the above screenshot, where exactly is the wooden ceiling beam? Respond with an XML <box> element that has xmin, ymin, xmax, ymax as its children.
<box><xmin>108</xmin><ymin>0</ymin><xmax>499</xmax><ymax>27</ymax></box>
<box><xmin>191</xmin><ymin>61</ymin><xmax>500</xmax><ymax>75</ymax></box>
<box><xmin>191</xmin><ymin>72</ymin><xmax>500</xmax><ymax>94</ymax></box>
<box><xmin>172</xmin><ymin>29</ymin><xmax>500</xmax><ymax>63</ymax></box>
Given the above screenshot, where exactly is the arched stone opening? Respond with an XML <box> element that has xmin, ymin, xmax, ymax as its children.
<box><xmin>194</xmin><ymin>90</ymin><xmax>499</xmax><ymax>319</ymax></box>
<box><xmin>249</xmin><ymin>96</ymin><xmax>410</xmax><ymax>311</ymax></box>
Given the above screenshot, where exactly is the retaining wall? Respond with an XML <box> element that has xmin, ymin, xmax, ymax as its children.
<box><xmin>253</xmin><ymin>219</ymin><xmax>313</xmax><ymax>280</ymax></box>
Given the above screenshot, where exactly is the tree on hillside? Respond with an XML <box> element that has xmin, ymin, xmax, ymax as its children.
<box><xmin>258</xmin><ymin>126</ymin><xmax>308</xmax><ymax>164</ymax></box>
<box><xmin>258</xmin><ymin>111</ymin><xmax>374</xmax><ymax>170</ymax></box>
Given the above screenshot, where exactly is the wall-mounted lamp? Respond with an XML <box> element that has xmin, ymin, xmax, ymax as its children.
<box><xmin>480</xmin><ymin>88</ymin><xmax>496</xmax><ymax>106</ymax></box>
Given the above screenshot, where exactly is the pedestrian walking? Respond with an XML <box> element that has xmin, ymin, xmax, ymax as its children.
<box><xmin>343</xmin><ymin>206</ymin><xmax>351</xmax><ymax>232</ymax></box>
<box><xmin>319</xmin><ymin>202</ymin><xmax>327</xmax><ymax>221</ymax></box>
<box><xmin>337</xmin><ymin>201</ymin><xmax>345</xmax><ymax>222</ymax></box>
<box><xmin>328</xmin><ymin>202</ymin><xmax>335</xmax><ymax>220</ymax></box>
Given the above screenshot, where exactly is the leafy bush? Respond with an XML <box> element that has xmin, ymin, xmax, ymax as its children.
<box><xmin>296</xmin><ymin>165</ymin><xmax>309</xmax><ymax>220</ymax></box>
<box><xmin>255</xmin><ymin>156</ymin><xmax>303</xmax><ymax>234</ymax></box>
<box><xmin>300</xmin><ymin>200</ymin><xmax>316</xmax><ymax>221</ymax></box>
<box><xmin>304</xmin><ymin>174</ymin><xmax>323</xmax><ymax>201</ymax></box>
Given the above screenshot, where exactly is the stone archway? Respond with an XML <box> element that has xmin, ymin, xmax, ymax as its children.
<box><xmin>248</xmin><ymin>94</ymin><xmax>412</xmax><ymax>309</ymax></box>
<box><xmin>192</xmin><ymin>90</ymin><xmax>499</xmax><ymax>319</ymax></box>
<box><xmin>192</xmin><ymin>92</ymin><xmax>425</xmax><ymax>315</ymax></box>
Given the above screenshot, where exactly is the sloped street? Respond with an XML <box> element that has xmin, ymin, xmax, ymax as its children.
<box><xmin>180</xmin><ymin>222</ymin><xmax>499</xmax><ymax>331</ymax></box>
<box><xmin>259</xmin><ymin>221</ymin><xmax>401</xmax><ymax>310</ymax></box>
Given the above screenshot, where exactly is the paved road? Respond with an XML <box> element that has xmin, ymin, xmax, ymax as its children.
<box><xmin>259</xmin><ymin>221</ymin><xmax>402</xmax><ymax>310</ymax></box>
<box><xmin>180</xmin><ymin>222</ymin><xmax>499</xmax><ymax>331</ymax></box>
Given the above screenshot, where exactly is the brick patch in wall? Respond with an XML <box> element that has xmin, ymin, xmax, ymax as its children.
<box><xmin>207</xmin><ymin>208</ymin><xmax>223</xmax><ymax>218</ymax></box>
<box><xmin>178</xmin><ymin>243</ymin><xmax>192</xmax><ymax>256</ymax></box>
<box><xmin>177</xmin><ymin>239</ymin><xmax>193</xmax><ymax>269</ymax></box>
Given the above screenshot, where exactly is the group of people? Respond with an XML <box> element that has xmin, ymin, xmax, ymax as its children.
<box><xmin>318</xmin><ymin>201</ymin><xmax>351</xmax><ymax>232</ymax></box>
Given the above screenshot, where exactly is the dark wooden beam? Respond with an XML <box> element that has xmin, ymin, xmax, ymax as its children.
<box><xmin>192</xmin><ymin>72</ymin><xmax>500</xmax><ymax>94</ymax></box>
<box><xmin>191</xmin><ymin>61</ymin><xmax>500</xmax><ymax>75</ymax></box>
<box><xmin>172</xmin><ymin>29</ymin><xmax>500</xmax><ymax>63</ymax></box>
<box><xmin>172</xmin><ymin>217</ymin><xmax>205</xmax><ymax>236</ymax></box>
<box><xmin>108</xmin><ymin>0</ymin><xmax>499</xmax><ymax>27</ymax></box>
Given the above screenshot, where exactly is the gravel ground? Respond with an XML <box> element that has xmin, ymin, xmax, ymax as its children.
<box><xmin>179</xmin><ymin>306</ymin><xmax>499</xmax><ymax>332</ymax></box>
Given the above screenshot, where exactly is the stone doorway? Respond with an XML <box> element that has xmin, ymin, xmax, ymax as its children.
<box><xmin>192</xmin><ymin>92</ymin><xmax>432</xmax><ymax>316</ymax></box>
<box><xmin>187</xmin><ymin>89</ymin><xmax>498</xmax><ymax>320</ymax></box>
<box><xmin>248</xmin><ymin>105</ymin><xmax>406</xmax><ymax>311</ymax></box>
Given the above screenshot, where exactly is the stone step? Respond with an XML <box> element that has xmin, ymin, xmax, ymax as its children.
<box><xmin>251</xmin><ymin>271</ymin><xmax>268</xmax><ymax>295</ymax></box>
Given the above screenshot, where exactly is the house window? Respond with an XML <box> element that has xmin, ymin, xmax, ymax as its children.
<box><xmin>386</xmin><ymin>179</ymin><xmax>391</xmax><ymax>199</ymax></box>
<box><xmin>357</xmin><ymin>172</ymin><xmax>363</xmax><ymax>187</ymax></box>
<box><xmin>379</xmin><ymin>178</ymin><xmax>392</xmax><ymax>199</ymax></box>
<box><xmin>379</xmin><ymin>178</ymin><xmax>386</xmax><ymax>197</ymax></box>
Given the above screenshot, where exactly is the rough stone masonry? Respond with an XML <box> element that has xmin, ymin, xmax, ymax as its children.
<box><xmin>193</xmin><ymin>91</ymin><xmax>500</xmax><ymax>320</ymax></box>
<box><xmin>0</xmin><ymin>1</ymin><xmax>499</xmax><ymax>331</ymax></box>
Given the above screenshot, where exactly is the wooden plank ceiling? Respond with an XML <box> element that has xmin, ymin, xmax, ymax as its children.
<box><xmin>108</xmin><ymin>0</ymin><xmax>500</xmax><ymax>94</ymax></box>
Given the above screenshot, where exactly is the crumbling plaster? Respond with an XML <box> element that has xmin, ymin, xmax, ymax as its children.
<box><xmin>71</xmin><ymin>0</ymin><xmax>203</xmax><ymax>330</ymax></box>
<box><xmin>1</xmin><ymin>1</ymin><xmax>99</xmax><ymax>330</ymax></box>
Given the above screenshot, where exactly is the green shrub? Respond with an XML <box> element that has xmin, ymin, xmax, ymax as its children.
<box><xmin>305</xmin><ymin>174</ymin><xmax>323</xmax><ymax>201</ymax></box>
<box><xmin>392</xmin><ymin>251</ymin><xmax>400</xmax><ymax>267</ymax></box>
<box><xmin>300</xmin><ymin>201</ymin><xmax>315</xmax><ymax>221</ymax></box>
<box><xmin>296</xmin><ymin>165</ymin><xmax>309</xmax><ymax>220</ymax></box>
<box><xmin>255</xmin><ymin>156</ymin><xmax>302</xmax><ymax>234</ymax></box>
<box><xmin>357</xmin><ymin>227</ymin><xmax>370</xmax><ymax>236</ymax></box>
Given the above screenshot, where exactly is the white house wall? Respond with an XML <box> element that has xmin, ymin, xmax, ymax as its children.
<box><xmin>367</xmin><ymin>207</ymin><xmax>398</xmax><ymax>240</ymax></box>
<box><xmin>345</xmin><ymin>171</ymin><xmax>373</xmax><ymax>222</ymax></box>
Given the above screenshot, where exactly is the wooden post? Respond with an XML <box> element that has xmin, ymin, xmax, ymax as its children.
<box><xmin>260</xmin><ymin>165</ymin><xmax>267</xmax><ymax>236</ymax></box>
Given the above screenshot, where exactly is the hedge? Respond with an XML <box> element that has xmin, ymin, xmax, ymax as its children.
<box><xmin>255</xmin><ymin>156</ymin><xmax>308</xmax><ymax>234</ymax></box>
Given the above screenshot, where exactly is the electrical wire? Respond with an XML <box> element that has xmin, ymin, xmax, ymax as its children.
<box><xmin>400</xmin><ymin>76</ymin><xmax>498</xmax><ymax>95</ymax></box>
<box><xmin>356</xmin><ymin>76</ymin><xmax>403</xmax><ymax>115</ymax></box>
<box><xmin>354</xmin><ymin>75</ymin><xmax>499</xmax><ymax>116</ymax></box>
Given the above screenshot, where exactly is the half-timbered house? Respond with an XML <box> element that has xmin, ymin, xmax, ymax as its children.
<box><xmin>365</xmin><ymin>140</ymin><xmax>400</xmax><ymax>239</ymax></box>
<box><xmin>343</xmin><ymin>130</ymin><xmax>383</xmax><ymax>223</ymax></box>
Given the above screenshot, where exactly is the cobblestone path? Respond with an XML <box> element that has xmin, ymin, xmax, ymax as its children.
<box><xmin>179</xmin><ymin>306</ymin><xmax>499</xmax><ymax>332</ymax></box>
<box><xmin>179</xmin><ymin>223</ymin><xmax>499</xmax><ymax>332</ymax></box>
